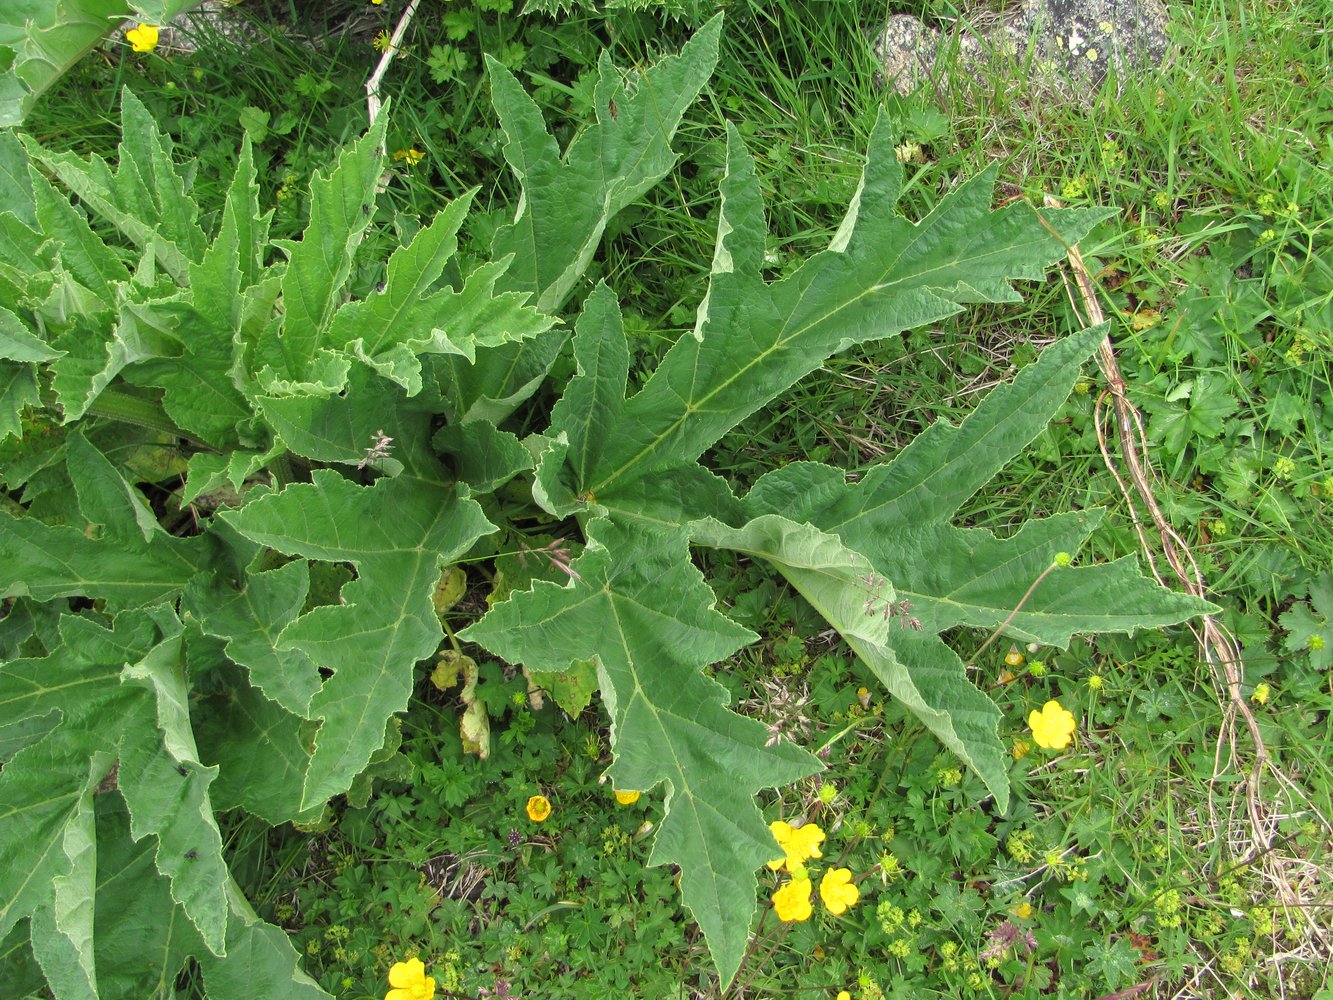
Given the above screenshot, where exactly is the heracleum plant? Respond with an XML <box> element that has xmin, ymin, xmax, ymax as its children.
<box><xmin>0</xmin><ymin>16</ymin><xmax>1214</xmax><ymax>995</ymax></box>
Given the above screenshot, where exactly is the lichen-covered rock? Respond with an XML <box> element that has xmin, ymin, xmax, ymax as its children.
<box><xmin>874</xmin><ymin>0</ymin><xmax>1170</xmax><ymax>96</ymax></box>
<box><xmin>875</xmin><ymin>14</ymin><xmax>943</xmax><ymax>94</ymax></box>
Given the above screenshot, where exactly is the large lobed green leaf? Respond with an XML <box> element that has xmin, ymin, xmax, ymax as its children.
<box><xmin>441</xmin><ymin>14</ymin><xmax>722</xmax><ymax>423</ymax></box>
<box><xmin>0</xmin><ymin>433</ymin><xmax>202</xmax><ymax>607</ymax></box>
<box><xmin>0</xmin><ymin>602</ymin><xmax>251</xmax><ymax>989</ymax></box>
<box><xmin>24</xmin><ymin>89</ymin><xmax>206</xmax><ymax>283</ymax></box>
<box><xmin>220</xmin><ymin>471</ymin><xmax>494</xmax><ymax>808</ymax></box>
<box><xmin>734</xmin><ymin>328</ymin><xmax>1217</xmax><ymax>797</ymax></box>
<box><xmin>461</xmin><ymin>519</ymin><xmax>819</xmax><ymax>985</ymax></box>
<box><xmin>577</xmin><ymin>119</ymin><xmax>1108</xmax><ymax>507</ymax></box>
<box><xmin>464</xmin><ymin>100</ymin><xmax>1218</xmax><ymax>989</ymax></box>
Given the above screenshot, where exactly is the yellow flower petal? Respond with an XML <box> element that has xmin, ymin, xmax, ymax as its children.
<box><xmin>772</xmin><ymin>876</ymin><xmax>813</xmax><ymax>922</ymax></box>
<box><xmin>768</xmin><ymin>819</ymin><xmax>824</xmax><ymax>872</ymax></box>
<box><xmin>1028</xmin><ymin>699</ymin><xmax>1076</xmax><ymax>749</ymax></box>
<box><xmin>819</xmin><ymin>867</ymin><xmax>859</xmax><ymax>915</ymax></box>
<box><xmin>767</xmin><ymin>820</ymin><xmax>793</xmax><ymax>870</ymax></box>
<box><xmin>783</xmin><ymin>826</ymin><xmax>815</xmax><ymax>864</ymax></box>
<box><xmin>125</xmin><ymin>23</ymin><xmax>160</xmax><ymax>53</ymax></box>
<box><xmin>614</xmin><ymin>789</ymin><xmax>641</xmax><ymax>805</ymax></box>
<box><xmin>388</xmin><ymin>959</ymin><xmax>424</xmax><ymax>989</ymax></box>
<box><xmin>525</xmin><ymin>794</ymin><xmax>551</xmax><ymax>822</ymax></box>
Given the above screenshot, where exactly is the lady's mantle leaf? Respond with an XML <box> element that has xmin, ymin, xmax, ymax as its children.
<box><xmin>461</xmin><ymin>519</ymin><xmax>819</xmax><ymax>986</ymax></box>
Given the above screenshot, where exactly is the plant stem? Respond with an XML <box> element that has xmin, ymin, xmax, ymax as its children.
<box><xmin>966</xmin><ymin>561</ymin><xmax>1061</xmax><ymax>667</ymax></box>
<box><xmin>83</xmin><ymin>387</ymin><xmax>189</xmax><ymax>440</ymax></box>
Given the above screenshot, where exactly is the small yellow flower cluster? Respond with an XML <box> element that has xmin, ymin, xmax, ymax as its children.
<box><xmin>1129</xmin><ymin>309</ymin><xmax>1162</xmax><ymax>331</ymax></box>
<box><xmin>767</xmin><ymin>819</ymin><xmax>824</xmax><ymax>873</ymax></box>
<box><xmin>1060</xmin><ymin>174</ymin><xmax>1090</xmax><ymax>200</ymax></box>
<box><xmin>1284</xmin><ymin>331</ymin><xmax>1316</xmax><ymax>364</ymax></box>
<box><xmin>768</xmin><ymin>821</ymin><xmax>860</xmax><ymax>922</ymax></box>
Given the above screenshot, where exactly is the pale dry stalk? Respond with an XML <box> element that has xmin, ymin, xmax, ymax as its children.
<box><xmin>1039</xmin><ymin>196</ymin><xmax>1332</xmax><ymax>971</ymax></box>
<box><xmin>365</xmin><ymin>0</ymin><xmax>423</xmax><ymax>135</ymax></box>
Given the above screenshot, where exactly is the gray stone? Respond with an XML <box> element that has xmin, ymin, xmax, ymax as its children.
<box><xmin>874</xmin><ymin>0</ymin><xmax>1171</xmax><ymax>96</ymax></box>
<box><xmin>155</xmin><ymin>1</ymin><xmax>265</xmax><ymax>55</ymax></box>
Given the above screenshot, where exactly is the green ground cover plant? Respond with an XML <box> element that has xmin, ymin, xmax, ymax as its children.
<box><xmin>2</xmin><ymin>0</ymin><xmax>1331</xmax><ymax>997</ymax></box>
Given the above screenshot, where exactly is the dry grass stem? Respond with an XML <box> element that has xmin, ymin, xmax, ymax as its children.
<box><xmin>1040</xmin><ymin>196</ymin><xmax>1333</xmax><ymax>989</ymax></box>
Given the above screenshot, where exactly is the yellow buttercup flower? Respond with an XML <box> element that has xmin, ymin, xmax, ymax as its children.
<box><xmin>819</xmin><ymin>867</ymin><xmax>859</xmax><ymax>915</ymax></box>
<box><xmin>125</xmin><ymin>24</ymin><xmax>160</xmax><ymax>53</ymax></box>
<box><xmin>837</xmin><ymin>993</ymin><xmax>852</xmax><ymax>1000</ymax></box>
<box><xmin>767</xmin><ymin>820</ymin><xmax>825</xmax><ymax>872</ymax></box>
<box><xmin>393</xmin><ymin>147</ymin><xmax>425</xmax><ymax>166</ymax></box>
<box><xmin>385</xmin><ymin>957</ymin><xmax>435</xmax><ymax>1000</ymax></box>
<box><xmin>614</xmin><ymin>789</ymin><xmax>641</xmax><ymax>806</ymax></box>
<box><xmin>772</xmin><ymin>875</ymin><xmax>813</xmax><ymax>922</ymax></box>
<box><xmin>525</xmin><ymin>794</ymin><xmax>551</xmax><ymax>822</ymax></box>
<box><xmin>1027</xmin><ymin>699</ymin><xmax>1077</xmax><ymax>749</ymax></box>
